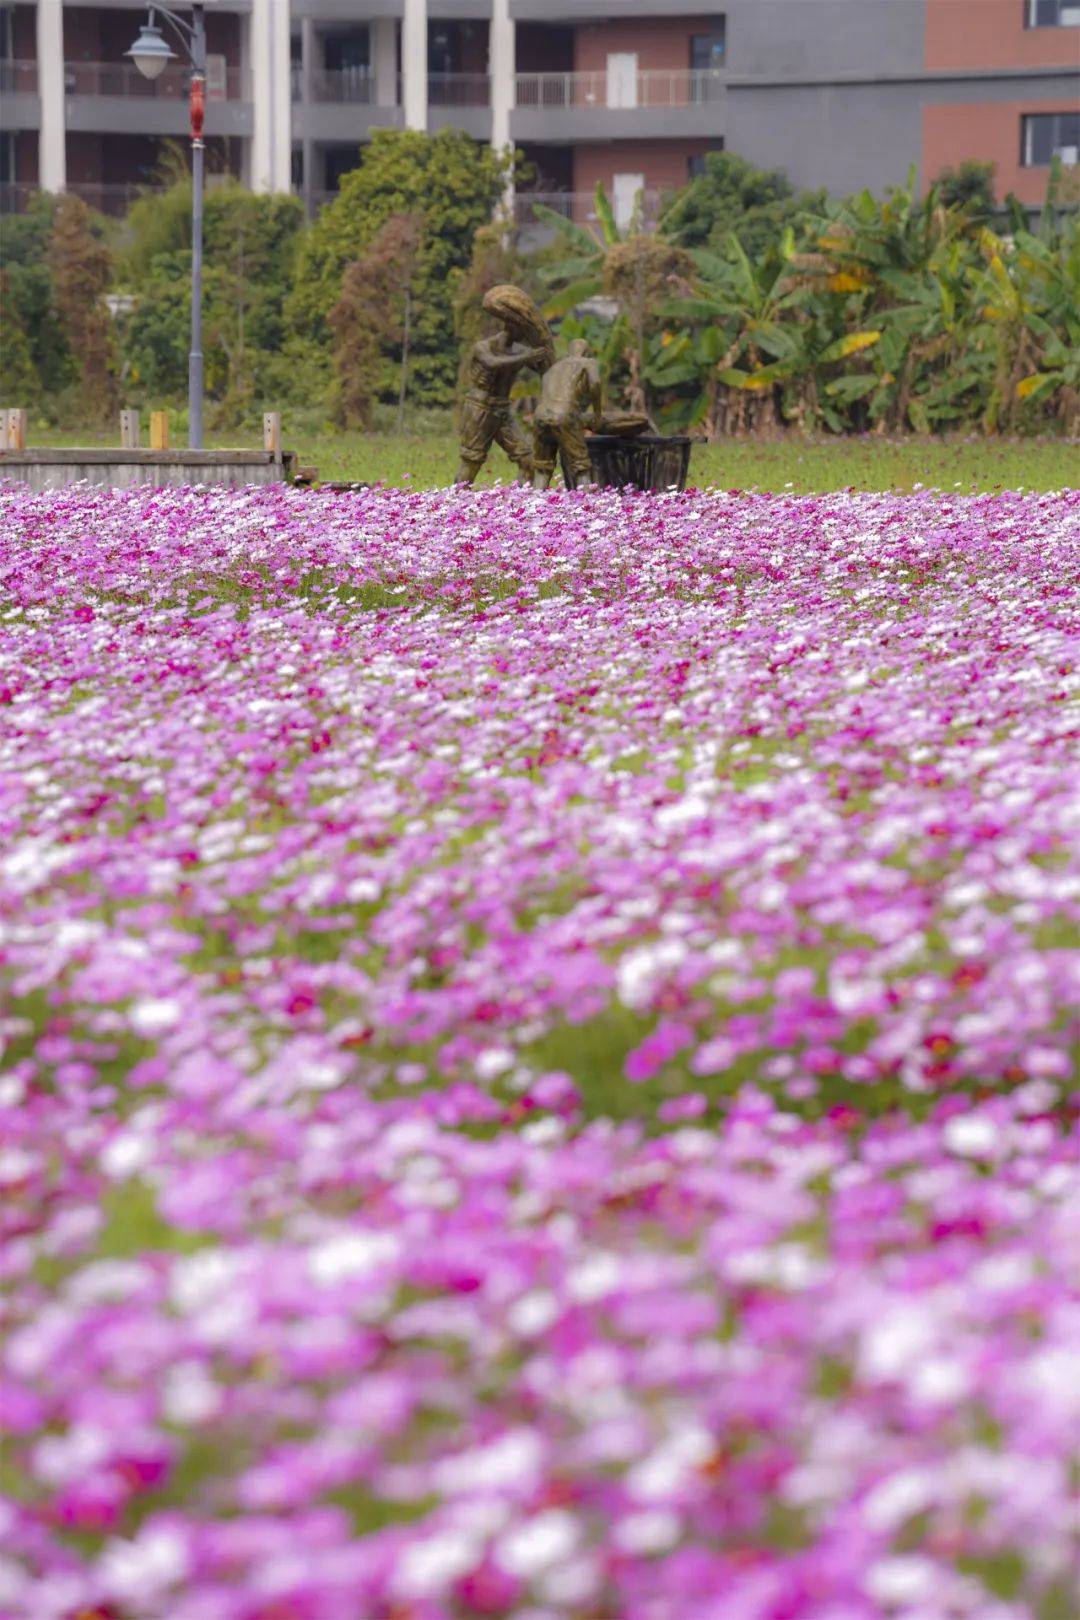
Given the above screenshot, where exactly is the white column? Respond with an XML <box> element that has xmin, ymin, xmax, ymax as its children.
<box><xmin>238</xmin><ymin>10</ymin><xmax>254</xmax><ymax>186</ymax></box>
<box><xmin>490</xmin><ymin>0</ymin><xmax>514</xmax><ymax>157</ymax></box>
<box><xmin>37</xmin><ymin>0</ymin><xmax>66</xmax><ymax>193</ymax></box>
<box><xmin>270</xmin><ymin>0</ymin><xmax>292</xmax><ymax>193</ymax></box>
<box><xmin>402</xmin><ymin>0</ymin><xmax>426</xmax><ymax>132</ymax></box>
<box><xmin>372</xmin><ymin>16</ymin><xmax>397</xmax><ymax>110</ymax></box>
<box><xmin>300</xmin><ymin>14</ymin><xmax>315</xmax><ymax>213</ymax></box>
<box><xmin>249</xmin><ymin>0</ymin><xmax>273</xmax><ymax>192</ymax></box>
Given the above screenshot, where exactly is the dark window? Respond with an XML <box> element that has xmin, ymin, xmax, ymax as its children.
<box><xmin>324</xmin><ymin>31</ymin><xmax>370</xmax><ymax>73</ymax></box>
<box><xmin>689</xmin><ymin>142</ymin><xmax>725</xmax><ymax>179</ymax></box>
<box><xmin>1025</xmin><ymin>0</ymin><xmax>1080</xmax><ymax>25</ymax></box>
<box><xmin>690</xmin><ymin>24</ymin><xmax>726</xmax><ymax>71</ymax></box>
<box><xmin>1021</xmin><ymin>110</ymin><xmax>1080</xmax><ymax>164</ymax></box>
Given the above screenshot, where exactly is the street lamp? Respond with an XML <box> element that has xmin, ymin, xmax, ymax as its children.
<box><xmin>125</xmin><ymin>5</ymin><xmax>208</xmax><ymax>449</ymax></box>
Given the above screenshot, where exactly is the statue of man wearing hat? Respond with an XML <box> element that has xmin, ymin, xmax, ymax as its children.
<box><xmin>455</xmin><ymin>285</ymin><xmax>554</xmax><ymax>486</ymax></box>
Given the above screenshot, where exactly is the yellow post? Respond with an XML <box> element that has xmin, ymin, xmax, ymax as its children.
<box><xmin>149</xmin><ymin>411</ymin><xmax>170</xmax><ymax>452</ymax></box>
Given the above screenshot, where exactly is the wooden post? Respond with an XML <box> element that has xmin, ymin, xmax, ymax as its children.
<box><xmin>119</xmin><ymin>410</ymin><xmax>140</xmax><ymax>449</ymax></box>
<box><xmin>263</xmin><ymin>412</ymin><xmax>282</xmax><ymax>463</ymax></box>
<box><xmin>2</xmin><ymin>409</ymin><xmax>28</xmax><ymax>450</ymax></box>
<box><xmin>149</xmin><ymin>412</ymin><xmax>170</xmax><ymax>452</ymax></box>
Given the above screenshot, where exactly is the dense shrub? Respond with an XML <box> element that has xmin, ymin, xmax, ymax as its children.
<box><xmin>287</xmin><ymin>128</ymin><xmax>508</xmax><ymax>409</ymax></box>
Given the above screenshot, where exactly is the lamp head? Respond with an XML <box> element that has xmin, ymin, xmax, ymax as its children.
<box><xmin>125</xmin><ymin>21</ymin><xmax>175</xmax><ymax>81</ymax></box>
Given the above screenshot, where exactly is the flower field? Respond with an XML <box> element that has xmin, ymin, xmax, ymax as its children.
<box><xmin>1</xmin><ymin>481</ymin><xmax>1078</xmax><ymax>1620</ymax></box>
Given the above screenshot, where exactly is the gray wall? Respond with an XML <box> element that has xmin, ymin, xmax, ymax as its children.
<box><xmin>729</xmin><ymin>68</ymin><xmax>1080</xmax><ymax>196</ymax></box>
<box><xmin>728</xmin><ymin>82</ymin><xmax>920</xmax><ymax>195</ymax></box>
<box><xmin>725</xmin><ymin>0</ymin><xmax>925</xmax><ymax>80</ymax></box>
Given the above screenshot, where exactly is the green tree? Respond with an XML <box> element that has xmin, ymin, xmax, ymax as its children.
<box><xmin>0</xmin><ymin>269</ymin><xmax>41</xmax><ymax>406</ymax></box>
<box><xmin>935</xmin><ymin>160</ymin><xmax>996</xmax><ymax>222</ymax></box>
<box><xmin>659</xmin><ymin>150</ymin><xmax>824</xmax><ymax>259</ymax></box>
<box><xmin>119</xmin><ymin>180</ymin><xmax>305</xmax><ymax>420</ymax></box>
<box><xmin>286</xmin><ymin>128</ymin><xmax>508</xmax><ymax>408</ymax></box>
<box><xmin>328</xmin><ymin>212</ymin><xmax>423</xmax><ymax>428</ymax></box>
<box><xmin>47</xmin><ymin>193</ymin><xmax>118</xmax><ymax>426</ymax></box>
<box><xmin>0</xmin><ymin>193</ymin><xmax>75</xmax><ymax>401</ymax></box>
<box><xmin>535</xmin><ymin>184</ymin><xmax>692</xmax><ymax>415</ymax></box>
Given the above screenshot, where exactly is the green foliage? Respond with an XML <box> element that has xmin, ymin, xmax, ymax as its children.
<box><xmin>660</xmin><ymin>150</ymin><xmax>826</xmax><ymax>259</ymax></box>
<box><xmin>0</xmin><ymin>193</ymin><xmax>76</xmax><ymax>401</ymax></box>
<box><xmin>935</xmin><ymin>160</ymin><xmax>996</xmax><ymax>222</ymax></box>
<box><xmin>0</xmin><ymin>269</ymin><xmax>40</xmax><ymax>405</ymax></box>
<box><xmin>286</xmin><ymin>128</ymin><xmax>508</xmax><ymax>408</ymax></box>
<box><xmin>571</xmin><ymin>170</ymin><xmax>1080</xmax><ymax>438</ymax></box>
<box><xmin>47</xmin><ymin>194</ymin><xmax>118</xmax><ymax>426</ymax></box>
<box><xmin>535</xmin><ymin>183</ymin><xmax>693</xmax><ymax>415</ymax></box>
<box><xmin>118</xmin><ymin>180</ymin><xmax>305</xmax><ymax>423</ymax></box>
<box><xmin>328</xmin><ymin>212</ymin><xmax>423</xmax><ymax>428</ymax></box>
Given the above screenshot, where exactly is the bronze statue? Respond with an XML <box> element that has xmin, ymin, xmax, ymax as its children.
<box><xmin>531</xmin><ymin>338</ymin><xmax>603</xmax><ymax>490</ymax></box>
<box><xmin>455</xmin><ymin>285</ymin><xmax>554</xmax><ymax>485</ymax></box>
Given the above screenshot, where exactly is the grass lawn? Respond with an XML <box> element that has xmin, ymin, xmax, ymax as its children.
<box><xmin>26</xmin><ymin>425</ymin><xmax>1078</xmax><ymax>492</ymax></box>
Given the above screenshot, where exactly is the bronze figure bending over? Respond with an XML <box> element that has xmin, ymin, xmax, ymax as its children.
<box><xmin>531</xmin><ymin>338</ymin><xmax>603</xmax><ymax>490</ymax></box>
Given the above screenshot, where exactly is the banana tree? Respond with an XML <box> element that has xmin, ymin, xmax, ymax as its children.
<box><xmin>981</xmin><ymin>218</ymin><xmax>1080</xmax><ymax>434</ymax></box>
<box><xmin>532</xmin><ymin>183</ymin><xmax>693</xmax><ymax>415</ymax></box>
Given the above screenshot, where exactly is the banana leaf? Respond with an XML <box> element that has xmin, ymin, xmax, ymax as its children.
<box><xmin>542</xmin><ymin>279</ymin><xmax>603</xmax><ymax>319</ymax></box>
<box><xmin>818</xmin><ymin>330</ymin><xmax>882</xmax><ymax>363</ymax></box>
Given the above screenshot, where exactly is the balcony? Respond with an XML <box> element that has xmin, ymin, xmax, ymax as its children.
<box><xmin>516</xmin><ymin>67</ymin><xmax>723</xmax><ymax>108</ymax></box>
<box><xmin>0</xmin><ymin>181</ymin><xmax>165</xmax><ymax>217</ymax></box>
<box><xmin>63</xmin><ymin>60</ymin><xmax>252</xmax><ymax>139</ymax></box>
<box><xmin>511</xmin><ymin>67</ymin><xmax>725</xmax><ymax>141</ymax></box>
<box><xmin>0</xmin><ymin>61</ymin><xmax>40</xmax><ymax>132</ymax></box>
<box><xmin>1</xmin><ymin>59</ymin><xmax>38</xmax><ymax>94</ymax></box>
<box><xmin>291</xmin><ymin>65</ymin><xmax>393</xmax><ymax>105</ymax></box>
<box><xmin>70</xmin><ymin>181</ymin><xmax>166</xmax><ymax>217</ymax></box>
<box><xmin>64</xmin><ymin>59</ymin><xmax>246</xmax><ymax>101</ymax></box>
<box><xmin>428</xmin><ymin>72</ymin><xmax>491</xmax><ymax>138</ymax></box>
<box><xmin>429</xmin><ymin>72</ymin><xmax>490</xmax><ymax>107</ymax></box>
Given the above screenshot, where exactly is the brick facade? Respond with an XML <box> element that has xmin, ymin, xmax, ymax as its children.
<box><xmin>574</xmin><ymin>16</ymin><xmax>704</xmax><ymax>74</ymax></box>
<box><xmin>923</xmin><ymin>96</ymin><xmax>1077</xmax><ymax>205</ymax></box>
<box><xmin>925</xmin><ymin>0</ymin><xmax>1080</xmax><ymax>72</ymax></box>
<box><xmin>573</xmin><ymin>137</ymin><xmax>715</xmax><ymax>197</ymax></box>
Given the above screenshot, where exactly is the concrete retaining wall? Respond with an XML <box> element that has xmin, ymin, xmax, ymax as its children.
<box><xmin>0</xmin><ymin>450</ymin><xmax>298</xmax><ymax>492</ymax></box>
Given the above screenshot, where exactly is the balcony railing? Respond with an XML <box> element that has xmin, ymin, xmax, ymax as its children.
<box><xmin>0</xmin><ymin>181</ymin><xmax>166</xmax><ymax>217</ymax></box>
<box><xmin>0</xmin><ymin>60</ymin><xmax>38</xmax><ymax>95</ymax></box>
<box><xmin>63</xmin><ymin>59</ymin><xmax>245</xmax><ymax>100</ymax></box>
<box><xmin>428</xmin><ymin>72</ymin><xmax>490</xmax><ymax>107</ymax></box>
<box><xmin>292</xmin><ymin>64</ymin><xmax>395</xmax><ymax>104</ymax></box>
<box><xmin>69</xmin><ymin>182</ymin><xmax>166</xmax><ymax>216</ymax></box>
<box><xmin>0</xmin><ymin>182</ymin><xmax>39</xmax><ymax>214</ymax></box>
<box><xmin>515</xmin><ymin>68</ymin><xmax>723</xmax><ymax>110</ymax></box>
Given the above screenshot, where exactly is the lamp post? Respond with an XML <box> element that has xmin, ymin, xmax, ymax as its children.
<box><xmin>125</xmin><ymin>5</ymin><xmax>207</xmax><ymax>449</ymax></box>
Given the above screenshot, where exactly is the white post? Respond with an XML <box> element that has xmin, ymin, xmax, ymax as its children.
<box><xmin>490</xmin><ymin>0</ymin><xmax>514</xmax><ymax>156</ymax></box>
<box><xmin>37</xmin><ymin>0</ymin><xmax>66</xmax><ymax>193</ymax></box>
<box><xmin>249</xmin><ymin>0</ymin><xmax>272</xmax><ymax>191</ymax></box>
<box><xmin>402</xmin><ymin>0</ymin><xmax>427</xmax><ymax>132</ymax></box>
<box><xmin>372</xmin><ymin>16</ymin><xmax>397</xmax><ymax>110</ymax></box>
<box><xmin>270</xmin><ymin>0</ymin><xmax>292</xmax><ymax>193</ymax></box>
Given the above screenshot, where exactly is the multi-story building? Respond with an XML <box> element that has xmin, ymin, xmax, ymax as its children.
<box><xmin>1</xmin><ymin>1</ymin><xmax>1077</xmax><ymax>224</ymax></box>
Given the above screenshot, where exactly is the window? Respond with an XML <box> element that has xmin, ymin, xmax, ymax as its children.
<box><xmin>1021</xmin><ymin>110</ymin><xmax>1080</xmax><ymax>164</ymax></box>
<box><xmin>689</xmin><ymin>142</ymin><xmax>725</xmax><ymax>179</ymax></box>
<box><xmin>690</xmin><ymin>24</ymin><xmax>726</xmax><ymax>70</ymax></box>
<box><xmin>1025</xmin><ymin>0</ymin><xmax>1080</xmax><ymax>25</ymax></box>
